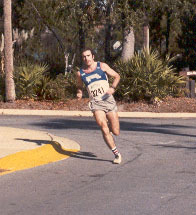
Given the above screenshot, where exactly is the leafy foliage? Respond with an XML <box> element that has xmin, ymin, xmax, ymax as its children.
<box><xmin>10</xmin><ymin>0</ymin><xmax>196</xmax><ymax>63</ymax></box>
<box><xmin>44</xmin><ymin>72</ymin><xmax>77</xmax><ymax>101</ymax></box>
<box><xmin>114</xmin><ymin>49</ymin><xmax>185</xmax><ymax>102</ymax></box>
<box><xmin>35</xmin><ymin>75</ymin><xmax>51</xmax><ymax>100</ymax></box>
<box><xmin>178</xmin><ymin>7</ymin><xmax>196</xmax><ymax>69</ymax></box>
<box><xmin>15</xmin><ymin>60</ymin><xmax>49</xmax><ymax>99</ymax></box>
<box><xmin>14</xmin><ymin>58</ymin><xmax>78</xmax><ymax>100</ymax></box>
<box><xmin>2</xmin><ymin>0</ymin><xmax>195</xmax><ymax>103</ymax></box>
<box><xmin>15</xmin><ymin>0</ymin><xmax>99</xmax><ymax>65</ymax></box>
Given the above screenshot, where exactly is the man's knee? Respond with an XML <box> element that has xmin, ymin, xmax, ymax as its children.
<box><xmin>100</xmin><ymin>123</ymin><xmax>110</xmax><ymax>135</ymax></box>
<box><xmin>112</xmin><ymin>129</ymin><xmax>120</xmax><ymax>136</ymax></box>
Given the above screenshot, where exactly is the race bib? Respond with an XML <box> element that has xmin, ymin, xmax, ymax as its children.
<box><xmin>87</xmin><ymin>80</ymin><xmax>109</xmax><ymax>101</ymax></box>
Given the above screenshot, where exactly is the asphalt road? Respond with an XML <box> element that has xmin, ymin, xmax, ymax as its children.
<box><xmin>0</xmin><ymin>115</ymin><xmax>196</xmax><ymax>215</ymax></box>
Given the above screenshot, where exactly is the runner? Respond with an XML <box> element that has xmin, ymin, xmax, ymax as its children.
<box><xmin>76</xmin><ymin>48</ymin><xmax>121</xmax><ymax>164</ymax></box>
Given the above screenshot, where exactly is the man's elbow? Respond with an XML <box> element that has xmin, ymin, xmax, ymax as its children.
<box><xmin>117</xmin><ymin>73</ymin><xmax>120</xmax><ymax>81</ymax></box>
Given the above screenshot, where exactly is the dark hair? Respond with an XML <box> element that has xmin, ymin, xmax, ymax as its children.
<box><xmin>81</xmin><ymin>48</ymin><xmax>95</xmax><ymax>56</ymax></box>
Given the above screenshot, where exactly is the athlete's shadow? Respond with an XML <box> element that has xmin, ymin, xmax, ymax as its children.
<box><xmin>15</xmin><ymin>138</ymin><xmax>112</xmax><ymax>163</ymax></box>
<box><xmin>51</xmin><ymin>140</ymin><xmax>112</xmax><ymax>162</ymax></box>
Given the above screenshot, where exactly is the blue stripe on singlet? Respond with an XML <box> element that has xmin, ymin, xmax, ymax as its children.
<box><xmin>80</xmin><ymin>62</ymin><xmax>108</xmax><ymax>87</ymax></box>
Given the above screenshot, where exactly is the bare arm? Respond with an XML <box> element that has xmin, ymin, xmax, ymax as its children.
<box><xmin>101</xmin><ymin>62</ymin><xmax>120</xmax><ymax>95</ymax></box>
<box><xmin>76</xmin><ymin>71</ymin><xmax>83</xmax><ymax>100</ymax></box>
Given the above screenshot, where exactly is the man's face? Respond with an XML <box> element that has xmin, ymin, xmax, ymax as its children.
<box><xmin>82</xmin><ymin>50</ymin><xmax>94</xmax><ymax>66</ymax></box>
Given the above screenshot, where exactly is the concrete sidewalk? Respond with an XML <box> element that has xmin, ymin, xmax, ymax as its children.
<box><xmin>0</xmin><ymin>127</ymin><xmax>80</xmax><ymax>158</ymax></box>
<box><xmin>1</xmin><ymin>108</ymin><xmax>196</xmax><ymax>176</ymax></box>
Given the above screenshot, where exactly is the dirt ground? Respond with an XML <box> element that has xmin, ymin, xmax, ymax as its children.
<box><xmin>1</xmin><ymin>96</ymin><xmax>196</xmax><ymax>112</ymax></box>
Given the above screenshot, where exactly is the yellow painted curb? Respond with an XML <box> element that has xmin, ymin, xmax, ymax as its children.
<box><xmin>0</xmin><ymin>141</ymin><xmax>79</xmax><ymax>176</ymax></box>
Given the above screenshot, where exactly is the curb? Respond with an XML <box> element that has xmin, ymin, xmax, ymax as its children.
<box><xmin>0</xmin><ymin>127</ymin><xmax>80</xmax><ymax>176</ymax></box>
<box><xmin>1</xmin><ymin>109</ymin><xmax>196</xmax><ymax>118</ymax></box>
<box><xmin>118</xmin><ymin>112</ymin><xmax>196</xmax><ymax>118</ymax></box>
<box><xmin>0</xmin><ymin>109</ymin><xmax>93</xmax><ymax>117</ymax></box>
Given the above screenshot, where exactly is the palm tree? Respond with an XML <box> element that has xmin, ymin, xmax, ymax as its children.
<box><xmin>4</xmin><ymin>0</ymin><xmax>15</xmax><ymax>102</ymax></box>
<box><xmin>143</xmin><ymin>15</ymin><xmax>149</xmax><ymax>54</ymax></box>
<box><xmin>119</xmin><ymin>0</ymin><xmax>135</xmax><ymax>62</ymax></box>
<box><xmin>121</xmin><ymin>26</ymin><xmax>135</xmax><ymax>61</ymax></box>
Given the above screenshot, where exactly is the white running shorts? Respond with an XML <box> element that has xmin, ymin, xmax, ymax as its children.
<box><xmin>89</xmin><ymin>95</ymin><xmax>117</xmax><ymax>113</ymax></box>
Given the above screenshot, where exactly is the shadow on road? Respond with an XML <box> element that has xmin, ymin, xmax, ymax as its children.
<box><xmin>30</xmin><ymin>118</ymin><xmax>196</xmax><ymax>138</ymax></box>
<box><xmin>15</xmin><ymin>138</ymin><xmax>112</xmax><ymax>163</ymax></box>
<box><xmin>51</xmin><ymin>140</ymin><xmax>112</xmax><ymax>163</ymax></box>
<box><xmin>153</xmin><ymin>144</ymin><xmax>196</xmax><ymax>151</ymax></box>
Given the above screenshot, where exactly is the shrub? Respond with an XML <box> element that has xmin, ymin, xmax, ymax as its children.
<box><xmin>43</xmin><ymin>72</ymin><xmax>78</xmax><ymax>101</ymax></box>
<box><xmin>45</xmin><ymin>73</ymin><xmax>68</xmax><ymax>100</ymax></box>
<box><xmin>35</xmin><ymin>75</ymin><xmax>52</xmax><ymax>100</ymax></box>
<box><xmin>14</xmin><ymin>60</ymin><xmax>49</xmax><ymax>99</ymax></box>
<box><xmin>114</xmin><ymin>49</ymin><xmax>185</xmax><ymax>102</ymax></box>
<box><xmin>14</xmin><ymin>58</ymin><xmax>78</xmax><ymax>101</ymax></box>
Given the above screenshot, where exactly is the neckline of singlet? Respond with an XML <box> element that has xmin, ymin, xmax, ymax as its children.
<box><xmin>82</xmin><ymin>62</ymin><xmax>100</xmax><ymax>74</ymax></box>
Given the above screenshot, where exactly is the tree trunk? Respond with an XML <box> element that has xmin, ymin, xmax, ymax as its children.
<box><xmin>121</xmin><ymin>26</ymin><xmax>135</xmax><ymax>62</ymax></box>
<box><xmin>143</xmin><ymin>24</ymin><xmax>149</xmax><ymax>54</ymax></box>
<box><xmin>105</xmin><ymin>22</ymin><xmax>112</xmax><ymax>63</ymax></box>
<box><xmin>78</xmin><ymin>20</ymin><xmax>85</xmax><ymax>65</ymax></box>
<box><xmin>78</xmin><ymin>21</ymin><xmax>85</xmax><ymax>51</ymax></box>
<box><xmin>4</xmin><ymin>0</ymin><xmax>15</xmax><ymax>102</ymax></box>
<box><xmin>166</xmin><ymin>11</ymin><xmax>171</xmax><ymax>54</ymax></box>
<box><xmin>105</xmin><ymin>0</ymin><xmax>113</xmax><ymax>62</ymax></box>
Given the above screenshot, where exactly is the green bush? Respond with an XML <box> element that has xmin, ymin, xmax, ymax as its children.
<box><xmin>114</xmin><ymin>49</ymin><xmax>185</xmax><ymax>102</ymax></box>
<box><xmin>45</xmin><ymin>72</ymin><xmax>77</xmax><ymax>101</ymax></box>
<box><xmin>64</xmin><ymin>71</ymin><xmax>78</xmax><ymax>98</ymax></box>
<box><xmin>14</xmin><ymin>58</ymin><xmax>78</xmax><ymax>101</ymax></box>
<box><xmin>14</xmin><ymin>60</ymin><xmax>49</xmax><ymax>99</ymax></box>
<box><xmin>35</xmin><ymin>75</ymin><xmax>52</xmax><ymax>100</ymax></box>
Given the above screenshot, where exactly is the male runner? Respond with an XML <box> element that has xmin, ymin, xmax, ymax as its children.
<box><xmin>76</xmin><ymin>48</ymin><xmax>121</xmax><ymax>164</ymax></box>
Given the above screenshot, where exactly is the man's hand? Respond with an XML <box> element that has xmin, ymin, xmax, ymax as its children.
<box><xmin>76</xmin><ymin>90</ymin><xmax>83</xmax><ymax>100</ymax></box>
<box><xmin>106</xmin><ymin>87</ymin><xmax>115</xmax><ymax>95</ymax></box>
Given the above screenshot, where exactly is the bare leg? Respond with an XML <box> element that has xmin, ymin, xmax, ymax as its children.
<box><xmin>106</xmin><ymin>111</ymin><xmax>120</xmax><ymax>136</ymax></box>
<box><xmin>93</xmin><ymin>110</ymin><xmax>116</xmax><ymax>149</ymax></box>
<box><xmin>93</xmin><ymin>110</ymin><xmax>121</xmax><ymax>164</ymax></box>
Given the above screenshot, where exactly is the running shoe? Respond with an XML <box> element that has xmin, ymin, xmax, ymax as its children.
<box><xmin>113</xmin><ymin>153</ymin><xmax>122</xmax><ymax>164</ymax></box>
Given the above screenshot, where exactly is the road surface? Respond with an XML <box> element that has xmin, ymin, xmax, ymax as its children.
<box><xmin>0</xmin><ymin>115</ymin><xmax>196</xmax><ymax>215</ymax></box>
